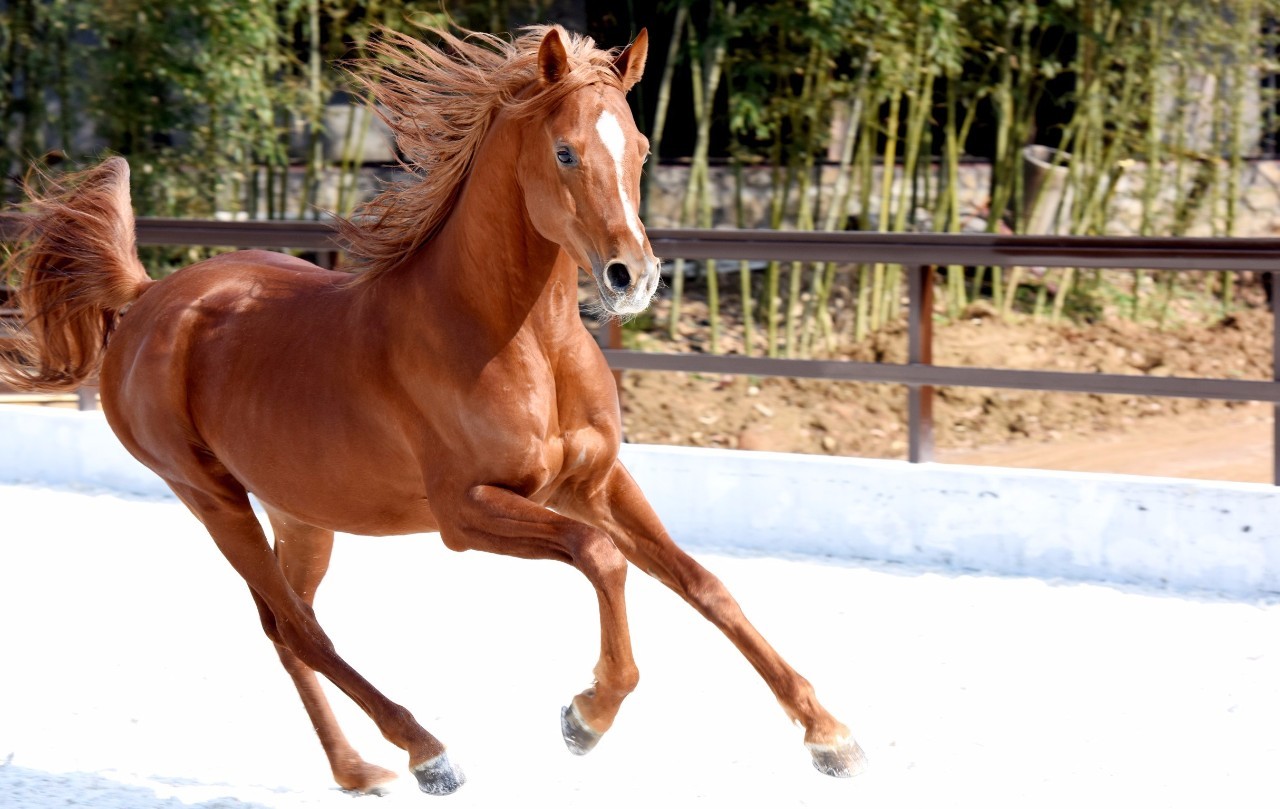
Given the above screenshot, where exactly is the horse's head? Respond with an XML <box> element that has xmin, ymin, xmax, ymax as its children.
<box><xmin>517</xmin><ymin>28</ymin><xmax>659</xmax><ymax>318</ymax></box>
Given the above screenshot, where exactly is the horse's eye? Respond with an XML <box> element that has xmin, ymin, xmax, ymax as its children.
<box><xmin>556</xmin><ymin>147</ymin><xmax>577</xmax><ymax>166</ymax></box>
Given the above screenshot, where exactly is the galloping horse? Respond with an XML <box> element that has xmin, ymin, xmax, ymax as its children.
<box><xmin>0</xmin><ymin>25</ymin><xmax>865</xmax><ymax>795</ymax></box>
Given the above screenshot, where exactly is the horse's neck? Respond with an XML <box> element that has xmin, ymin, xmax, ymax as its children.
<box><xmin>390</xmin><ymin>133</ymin><xmax>577</xmax><ymax>340</ymax></box>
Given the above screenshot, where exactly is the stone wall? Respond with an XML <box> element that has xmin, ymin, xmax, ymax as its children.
<box><xmin>256</xmin><ymin>155</ymin><xmax>1280</xmax><ymax>239</ymax></box>
<box><xmin>640</xmin><ymin>160</ymin><xmax>1280</xmax><ymax>238</ymax></box>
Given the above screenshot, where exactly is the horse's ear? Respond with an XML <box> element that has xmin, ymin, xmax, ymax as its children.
<box><xmin>612</xmin><ymin>28</ymin><xmax>649</xmax><ymax>93</ymax></box>
<box><xmin>539</xmin><ymin>28</ymin><xmax>570</xmax><ymax>85</ymax></box>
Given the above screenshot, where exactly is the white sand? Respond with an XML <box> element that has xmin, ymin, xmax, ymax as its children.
<box><xmin>2</xmin><ymin>483</ymin><xmax>1278</xmax><ymax>808</ymax></box>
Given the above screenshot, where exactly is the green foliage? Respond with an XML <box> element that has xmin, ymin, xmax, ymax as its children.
<box><xmin>0</xmin><ymin>0</ymin><xmax>83</xmax><ymax>198</ymax></box>
<box><xmin>1</xmin><ymin>0</ymin><xmax>446</xmax><ymax>218</ymax></box>
<box><xmin>644</xmin><ymin>0</ymin><xmax>1280</xmax><ymax>356</ymax></box>
<box><xmin>87</xmin><ymin>1</ymin><xmax>264</xmax><ymax>216</ymax></box>
<box><xmin>728</xmin><ymin>0</ymin><xmax>867</xmax><ymax>170</ymax></box>
<box><xmin>6</xmin><ymin>2</ymin><xmax>1280</xmax><ymax>334</ymax></box>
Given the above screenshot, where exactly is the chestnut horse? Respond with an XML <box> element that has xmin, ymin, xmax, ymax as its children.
<box><xmin>0</xmin><ymin>25</ymin><xmax>865</xmax><ymax>795</ymax></box>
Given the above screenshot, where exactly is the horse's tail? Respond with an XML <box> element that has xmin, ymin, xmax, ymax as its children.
<box><xmin>0</xmin><ymin>157</ymin><xmax>152</xmax><ymax>392</ymax></box>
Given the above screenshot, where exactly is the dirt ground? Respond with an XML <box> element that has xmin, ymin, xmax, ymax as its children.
<box><xmin>615</xmin><ymin>293</ymin><xmax>1275</xmax><ymax>484</ymax></box>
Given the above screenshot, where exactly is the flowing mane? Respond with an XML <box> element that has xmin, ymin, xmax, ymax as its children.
<box><xmin>340</xmin><ymin>25</ymin><xmax>629</xmax><ymax>282</ymax></box>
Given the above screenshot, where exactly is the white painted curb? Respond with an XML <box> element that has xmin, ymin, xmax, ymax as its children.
<box><xmin>3</xmin><ymin>404</ymin><xmax>1277</xmax><ymax>597</ymax></box>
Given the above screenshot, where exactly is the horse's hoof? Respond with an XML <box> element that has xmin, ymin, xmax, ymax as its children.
<box><xmin>412</xmin><ymin>752</ymin><xmax>466</xmax><ymax>795</ymax></box>
<box><xmin>807</xmin><ymin>737</ymin><xmax>869</xmax><ymax>778</ymax></box>
<box><xmin>560</xmin><ymin>703</ymin><xmax>602</xmax><ymax>755</ymax></box>
<box><xmin>337</xmin><ymin>762</ymin><xmax>399</xmax><ymax>796</ymax></box>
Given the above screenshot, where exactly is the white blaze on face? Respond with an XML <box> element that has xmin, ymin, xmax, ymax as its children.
<box><xmin>595</xmin><ymin>109</ymin><xmax>646</xmax><ymax>251</ymax></box>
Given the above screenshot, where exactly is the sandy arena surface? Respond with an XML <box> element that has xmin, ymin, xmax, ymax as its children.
<box><xmin>2</xmin><ymin>484</ymin><xmax>1279</xmax><ymax>808</ymax></box>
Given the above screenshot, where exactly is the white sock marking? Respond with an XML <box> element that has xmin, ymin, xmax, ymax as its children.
<box><xmin>595</xmin><ymin>110</ymin><xmax>646</xmax><ymax>251</ymax></box>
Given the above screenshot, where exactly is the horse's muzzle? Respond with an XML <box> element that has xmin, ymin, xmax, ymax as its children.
<box><xmin>593</xmin><ymin>258</ymin><xmax>659</xmax><ymax>317</ymax></box>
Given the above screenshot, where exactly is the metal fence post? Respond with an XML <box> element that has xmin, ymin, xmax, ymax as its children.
<box><xmin>77</xmin><ymin>383</ymin><xmax>99</xmax><ymax>411</ymax></box>
<box><xmin>908</xmin><ymin>264</ymin><xmax>935</xmax><ymax>463</ymax></box>
<box><xmin>1273</xmin><ymin>272</ymin><xmax>1279</xmax><ymax>485</ymax></box>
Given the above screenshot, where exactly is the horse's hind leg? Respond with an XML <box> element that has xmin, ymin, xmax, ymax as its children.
<box><xmin>250</xmin><ymin>508</ymin><xmax>396</xmax><ymax>793</ymax></box>
<box><xmin>170</xmin><ymin>480</ymin><xmax>465</xmax><ymax>795</ymax></box>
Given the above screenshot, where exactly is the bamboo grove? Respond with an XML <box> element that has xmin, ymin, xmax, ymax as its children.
<box><xmin>662</xmin><ymin>0</ymin><xmax>1280</xmax><ymax>357</ymax></box>
<box><xmin>3</xmin><ymin>1</ymin><xmax>1280</xmax><ymax>357</ymax></box>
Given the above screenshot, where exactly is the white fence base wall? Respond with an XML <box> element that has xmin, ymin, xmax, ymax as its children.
<box><xmin>4</xmin><ymin>404</ymin><xmax>1278</xmax><ymax>597</ymax></box>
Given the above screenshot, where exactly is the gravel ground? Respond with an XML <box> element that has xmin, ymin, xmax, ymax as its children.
<box><xmin>2</xmin><ymin>484</ymin><xmax>1279</xmax><ymax>809</ymax></box>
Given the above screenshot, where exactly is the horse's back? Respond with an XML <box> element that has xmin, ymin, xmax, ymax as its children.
<box><xmin>135</xmin><ymin>249</ymin><xmax>342</xmax><ymax>320</ymax></box>
<box><xmin>103</xmin><ymin>249</ymin><xmax>345</xmax><ymax>405</ymax></box>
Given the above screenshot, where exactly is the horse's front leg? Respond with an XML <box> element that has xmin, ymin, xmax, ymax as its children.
<box><xmin>440</xmin><ymin>484</ymin><xmax>640</xmax><ymax>755</ymax></box>
<box><xmin>576</xmin><ymin>463</ymin><xmax>868</xmax><ymax>778</ymax></box>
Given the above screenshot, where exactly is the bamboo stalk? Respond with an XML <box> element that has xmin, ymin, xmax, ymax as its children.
<box><xmin>943</xmin><ymin>72</ymin><xmax>989</xmax><ymax>317</ymax></box>
<box><xmin>853</xmin><ymin>99</ymin><xmax>875</xmax><ymax>342</ymax></box>
<box><xmin>726</xmin><ymin>44</ymin><xmax>755</xmax><ymax>357</ymax></box>
<box><xmin>764</xmin><ymin>140</ymin><xmax>786</xmax><ymax>355</ymax></box>
<box><xmin>297</xmin><ymin>0</ymin><xmax>324</xmax><ymax>220</ymax></box>
<box><xmin>669</xmin><ymin>12</ymin><xmax>705</xmax><ymax>342</ymax></box>
<box><xmin>733</xmin><ymin>159</ymin><xmax>754</xmax><ymax>355</ymax></box>
<box><xmin>870</xmin><ymin>89</ymin><xmax>901</xmax><ymax>333</ymax></box>
<box><xmin>808</xmin><ymin>58</ymin><xmax>872</xmax><ymax>355</ymax></box>
<box><xmin>783</xmin><ymin>42</ymin><xmax>822</xmax><ymax>357</ymax></box>
<box><xmin>699</xmin><ymin>3</ymin><xmax>730</xmax><ymax>354</ymax></box>
<box><xmin>1221</xmin><ymin>0</ymin><xmax>1255</xmax><ymax>315</ymax></box>
<box><xmin>763</xmin><ymin>55</ymin><xmax>797</xmax><ymax>357</ymax></box>
<box><xmin>335</xmin><ymin>102</ymin><xmax>361</xmax><ymax>217</ymax></box>
<box><xmin>891</xmin><ymin>58</ymin><xmax>932</xmax><ymax>232</ymax></box>
<box><xmin>642</xmin><ymin>1</ymin><xmax>687</xmax><ymax>219</ymax></box>
<box><xmin>671</xmin><ymin>3</ymin><xmax>729</xmax><ymax>350</ymax></box>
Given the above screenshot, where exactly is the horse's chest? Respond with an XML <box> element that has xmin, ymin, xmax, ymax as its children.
<box><xmin>471</xmin><ymin>397</ymin><xmax>618</xmax><ymax>499</ymax></box>
<box><xmin>492</xmin><ymin>418</ymin><xmax>612</xmax><ymax>499</ymax></box>
<box><xmin>553</xmin><ymin>424</ymin><xmax>615</xmax><ymax>476</ymax></box>
<box><xmin>449</xmin><ymin>343</ymin><xmax>620</xmax><ymax>496</ymax></box>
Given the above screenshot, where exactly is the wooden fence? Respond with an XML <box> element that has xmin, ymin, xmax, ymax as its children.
<box><xmin>4</xmin><ymin>214</ymin><xmax>1280</xmax><ymax>481</ymax></box>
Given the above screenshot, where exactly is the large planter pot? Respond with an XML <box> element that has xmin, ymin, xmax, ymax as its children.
<box><xmin>1020</xmin><ymin>144</ymin><xmax>1073</xmax><ymax>234</ymax></box>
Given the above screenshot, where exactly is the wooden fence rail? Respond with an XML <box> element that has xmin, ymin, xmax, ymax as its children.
<box><xmin>4</xmin><ymin>214</ymin><xmax>1280</xmax><ymax>481</ymax></box>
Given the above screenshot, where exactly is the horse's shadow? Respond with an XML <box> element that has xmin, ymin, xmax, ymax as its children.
<box><xmin>0</xmin><ymin>757</ymin><xmax>296</xmax><ymax>809</ymax></box>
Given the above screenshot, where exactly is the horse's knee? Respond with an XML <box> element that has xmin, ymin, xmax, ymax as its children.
<box><xmin>575</xmin><ymin>530</ymin><xmax>628</xmax><ymax>587</ymax></box>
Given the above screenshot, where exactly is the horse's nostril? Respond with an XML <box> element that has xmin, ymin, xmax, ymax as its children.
<box><xmin>604</xmin><ymin>263</ymin><xmax>631</xmax><ymax>293</ymax></box>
